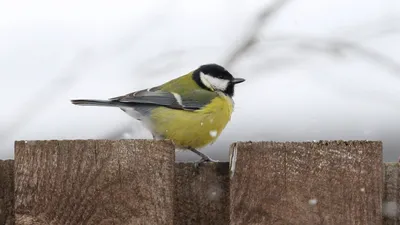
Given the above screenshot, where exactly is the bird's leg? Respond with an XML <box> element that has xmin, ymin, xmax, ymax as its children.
<box><xmin>189</xmin><ymin>147</ymin><xmax>219</xmax><ymax>164</ymax></box>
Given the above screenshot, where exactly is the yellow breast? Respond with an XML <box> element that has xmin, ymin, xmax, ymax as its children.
<box><xmin>150</xmin><ymin>93</ymin><xmax>234</xmax><ymax>149</ymax></box>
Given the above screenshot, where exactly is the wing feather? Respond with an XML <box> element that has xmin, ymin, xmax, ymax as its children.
<box><xmin>109</xmin><ymin>87</ymin><xmax>218</xmax><ymax>111</ymax></box>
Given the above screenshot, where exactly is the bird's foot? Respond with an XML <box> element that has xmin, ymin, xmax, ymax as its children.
<box><xmin>193</xmin><ymin>156</ymin><xmax>220</xmax><ymax>168</ymax></box>
<box><xmin>188</xmin><ymin>147</ymin><xmax>219</xmax><ymax>168</ymax></box>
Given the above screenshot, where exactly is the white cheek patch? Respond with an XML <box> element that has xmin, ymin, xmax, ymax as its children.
<box><xmin>200</xmin><ymin>72</ymin><xmax>229</xmax><ymax>91</ymax></box>
<box><xmin>205</xmin><ymin>75</ymin><xmax>229</xmax><ymax>91</ymax></box>
<box><xmin>200</xmin><ymin>72</ymin><xmax>213</xmax><ymax>90</ymax></box>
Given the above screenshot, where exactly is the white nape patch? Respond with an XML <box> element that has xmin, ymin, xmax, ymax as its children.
<box><xmin>209</xmin><ymin>130</ymin><xmax>218</xmax><ymax>137</ymax></box>
<box><xmin>200</xmin><ymin>72</ymin><xmax>213</xmax><ymax>89</ymax></box>
<box><xmin>172</xmin><ymin>92</ymin><xmax>183</xmax><ymax>106</ymax></box>
<box><xmin>200</xmin><ymin>72</ymin><xmax>229</xmax><ymax>91</ymax></box>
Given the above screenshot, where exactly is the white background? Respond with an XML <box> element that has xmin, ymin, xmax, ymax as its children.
<box><xmin>1</xmin><ymin>0</ymin><xmax>399</xmax><ymax>161</ymax></box>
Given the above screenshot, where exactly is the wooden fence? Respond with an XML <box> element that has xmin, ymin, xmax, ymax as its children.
<box><xmin>0</xmin><ymin>140</ymin><xmax>398</xmax><ymax>225</ymax></box>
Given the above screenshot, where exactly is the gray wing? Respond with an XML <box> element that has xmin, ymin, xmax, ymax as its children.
<box><xmin>110</xmin><ymin>88</ymin><xmax>183</xmax><ymax>110</ymax></box>
<box><xmin>109</xmin><ymin>87</ymin><xmax>218</xmax><ymax>111</ymax></box>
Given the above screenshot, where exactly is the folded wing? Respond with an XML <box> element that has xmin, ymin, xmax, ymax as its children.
<box><xmin>110</xmin><ymin>87</ymin><xmax>218</xmax><ymax>111</ymax></box>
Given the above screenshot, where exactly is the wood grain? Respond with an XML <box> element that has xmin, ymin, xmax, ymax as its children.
<box><xmin>383</xmin><ymin>163</ymin><xmax>400</xmax><ymax>224</ymax></box>
<box><xmin>0</xmin><ymin>160</ymin><xmax>14</xmax><ymax>225</ymax></box>
<box><xmin>174</xmin><ymin>162</ymin><xmax>229</xmax><ymax>225</ymax></box>
<box><xmin>229</xmin><ymin>141</ymin><xmax>383</xmax><ymax>225</ymax></box>
<box><xmin>14</xmin><ymin>140</ymin><xmax>175</xmax><ymax>225</ymax></box>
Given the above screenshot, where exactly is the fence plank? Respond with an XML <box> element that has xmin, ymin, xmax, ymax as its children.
<box><xmin>174</xmin><ymin>162</ymin><xmax>229</xmax><ymax>225</ymax></box>
<box><xmin>383</xmin><ymin>163</ymin><xmax>400</xmax><ymax>225</ymax></box>
<box><xmin>0</xmin><ymin>160</ymin><xmax>14</xmax><ymax>225</ymax></box>
<box><xmin>3</xmin><ymin>140</ymin><xmax>398</xmax><ymax>224</ymax></box>
<box><xmin>229</xmin><ymin>141</ymin><xmax>383</xmax><ymax>225</ymax></box>
<box><xmin>14</xmin><ymin>140</ymin><xmax>175</xmax><ymax>225</ymax></box>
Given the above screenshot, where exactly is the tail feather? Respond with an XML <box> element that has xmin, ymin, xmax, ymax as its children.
<box><xmin>71</xmin><ymin>99</ymin><xmax>121</xmax><ymax>107</ymax></box>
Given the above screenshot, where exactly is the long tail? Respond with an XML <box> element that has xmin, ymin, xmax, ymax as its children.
<box><xmin>71</xmin><ymin>99</ymin><xmax>123</xmax><ymax>107</ymax></box>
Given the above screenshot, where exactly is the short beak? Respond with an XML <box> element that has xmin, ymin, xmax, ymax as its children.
<box><xmin>231</xmin><ymin>78</ymin><xmax>246</xmax><ymax>84</ymax></box>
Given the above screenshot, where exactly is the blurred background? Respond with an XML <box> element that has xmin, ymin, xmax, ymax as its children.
<box><xmin>1</xmin><ymin>0</ymin><xmax>399</xmax><ymax>161</ymax></box>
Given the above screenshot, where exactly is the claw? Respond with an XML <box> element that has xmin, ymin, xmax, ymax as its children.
<box><xmin>193</xmin><ymin>156</ymin><xmax>219</xmax><ymax>169</ymax></box>
<box><xmin>188</xmin><ymin>147</ymin><xmax>219</xmax><ymax>168</ymax></box>
<box><xmin>204</xmin><ymin>158</ymin><xmax>220</xmax><ymax>163</ymax></box>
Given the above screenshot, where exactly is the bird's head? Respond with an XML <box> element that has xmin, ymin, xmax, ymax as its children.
<box><xmin>192</xmin><ymin>63</ymin><xmax>245</xmax><ymax>97</ymax></box>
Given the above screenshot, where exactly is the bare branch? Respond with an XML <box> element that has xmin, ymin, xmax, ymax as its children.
<box><xmin>332</xmin><ymin>40</ymin><xmax>400</xmax><ymax>75</ymax></box>
<box><xmin>223</xmin><ymin>0</ymin><xmax>291</xmax><ymax>68</ymax></box>
<box><xmin>250</xmin><ymin>33</ymin><xmax>400</xmax><ymax>76</ymax></box>
<box><xmin>254</xmin><ymin>35</ymin><xmax>400</xmax><ymax>107</ymax></box>
<box><xmin>294</xmin><ymin>37</ymin><xmax>400</xmax><ymax>75</ymax></box>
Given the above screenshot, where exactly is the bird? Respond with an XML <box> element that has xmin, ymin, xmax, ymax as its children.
<box><xmin>71</xmin><ymin>63</ymin><xmax>245</xmax><ymax>163</ymax></box>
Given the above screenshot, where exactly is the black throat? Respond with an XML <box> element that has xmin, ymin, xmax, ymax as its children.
<box><xmin>225</xmin><ymin>84</ymin><xmax>235</xmax><ymax>97</ymax></box>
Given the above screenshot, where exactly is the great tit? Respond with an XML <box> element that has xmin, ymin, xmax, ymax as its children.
<box><xmin>71</xmin><ymin>63</ymin><xmax>245</xmax><ymax>163</ymax></box>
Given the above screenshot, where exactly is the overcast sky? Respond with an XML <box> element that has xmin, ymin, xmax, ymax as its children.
<box><xmin>1</xmin><ymin>0</ymin><xmax>400</xmax><ymax>161</ymax></box>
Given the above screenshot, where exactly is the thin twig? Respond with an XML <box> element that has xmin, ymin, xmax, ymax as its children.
<box><xmin>296</xmin><ymin>37</ymin><xmax>400</xmax><ymax>75</ymax></box>
<box><xmin>255</xmin><ymin>34</ymin><xmax>400</xmax><ymax>76</ymax></box>
<box><xmin>223</xmin><ymin>0</ymin><xmax>291</xmax><ymax>68</ymax></box>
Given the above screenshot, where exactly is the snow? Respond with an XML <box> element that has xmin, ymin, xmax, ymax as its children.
<box><xmin>209</xmin><ymin>130</ymin><xmax>218</xmax><ymax>137</ymax></box>
<box><xmin>308</xmin><ymin>198</ymin><xmax>318</xmax><ymax>205</ymax></box>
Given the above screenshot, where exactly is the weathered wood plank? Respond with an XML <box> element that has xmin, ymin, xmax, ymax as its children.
<box><xmin>174</xmin><ymin>162</ymin><xmax>229</xmax><ymax>225</ymax></box>
<box><xmin>0</xmin><ymin>160</ymin><xmax>14</xmax><ymax>225</ymax></box>
<box><xmin>229</xmin><ymin>141</ymin><xmax>383</xmax><ymax>225</ymax></box>
<box><xmin>383</xmin><ymin>163</ymin><xmax>400</xmax><ymax>225</ymax></box>
<box><xmin>14</xmin><ymin>140</ymin><xmax>175</xmax><ymax>225</ymax></box>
